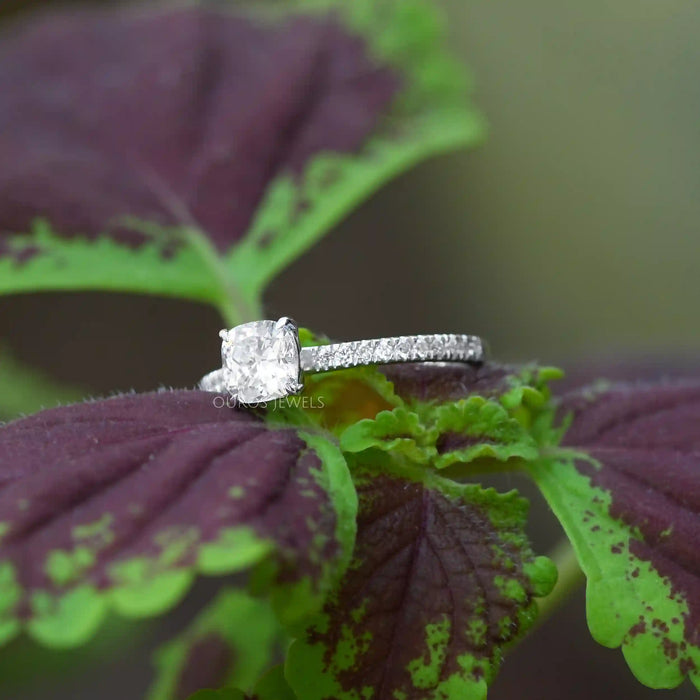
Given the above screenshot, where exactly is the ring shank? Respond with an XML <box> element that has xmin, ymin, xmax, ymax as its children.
<box><xmin>200</xmin><ymin>369</ymin><xmax>226</xmax><ymax>392</ymax></box>
<box><xmin>300</xmin><ymin>334</ymin><xmax>483</xmax><ymax>373</ymax></box>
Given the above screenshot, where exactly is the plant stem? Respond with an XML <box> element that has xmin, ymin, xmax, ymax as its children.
<box><xmin>121</xmin><ymin>173</ymin><xmax>263</xmax><ymax>326</ymax></box>
<box><xmin>181</xmin><ymin>227</ymin><xmax>262</xmax><ymax>327</ymax></box>
<box><xmin>535</xmin><ymin>537</ymin><xmax>585</xmax><ymax>627</ymax></box>
<box><xmin>122</xmin><ymin>218</ymin><xmax>263</xmax><ymax>326</ymax></box>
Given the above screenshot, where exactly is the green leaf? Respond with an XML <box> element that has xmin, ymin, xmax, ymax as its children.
<box><xmin>149</xmin><ymin>589</ymin><xmax>283</xmax><ymax>700</ymax></box>
<box><xmin>287</xmin><ymin>458</ymin><xmax>556</xmax><ymax>700</ymax></box>
<box><xmin>0</xmin><ymin>344</ymin><xmax>86</xmax><ymax>420</ymax></box>
<box><xmin>338</xmin><ymin>364</ymin><xmax>555</xmax><ymax>471</ymax></box>
<box><xmin>0</xmin><ymin>221</ymin><xmax>247</xmax><ymax>325</ymax></box>
<box><xmin>227</xmin><ymin>0</ymin><xmax>484</xmax><ymax>304</ymax></box>
<box><xmin>186</xmin><ymin>690</ymin><xmax>245</xmax><ymax>700</ymax></box>
<box><xmin>340</xmin><ymin>406</ymin><xmax>435</xmax><ymax>462</ymax></box>
<box><xmin>340</xmin><ymin>398</ymin><xmax>539</xmax><ymax>468</ymax></box>
<box><xmin>252</xmin><ymin>665</ymin><xmax>297</xmax><ymax>700</ymax></box>
<box><xmin>529</xmin><ymin>381</ymin><xmax>700</xmax><ymax>691</ymax></box>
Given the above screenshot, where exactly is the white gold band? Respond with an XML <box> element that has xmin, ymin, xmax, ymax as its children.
<box><xmin>299</xmin><ymin>333</ymin><xmax>484</xmax><ymax>372</ymax></box>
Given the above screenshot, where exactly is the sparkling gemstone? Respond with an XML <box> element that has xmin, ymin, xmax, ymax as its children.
<box><xmin>316</xmin><ymin>345</ymin><xmax>332</xmax><ymax>370</ymax></box>
<box><xmin>394</xmin><ymin>337</ymin><xmax>413</xmax><ymax>361</ymax></box>
<box><xmin>414</xmin><ymin>336</ymin><xmax>432</xmax><ymax>358</ymax></box>
<box><xmin>356</xmin><ymin>340</ymin><xmax>373</xmax><ymax>364</ymax></box>
<box><xmin>336</xmin><ymin>344</ymin><xmax>354</xmax><ymax>367</ymax></box>
<box><xmin>221</xmin><ymin>320</ymin><xmax>299</xmax><ymax>403</ymax></box>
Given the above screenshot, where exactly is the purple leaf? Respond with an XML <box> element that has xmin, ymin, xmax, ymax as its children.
<box><xmin>0</xmin><ymin>6</ymin><xmax>398</xmax><ymax>252</ymax></box>
<box><xmin>0</xmin><ymin>391</ymin><xmax>354</xmax><ymax>647</ymax></box>
<box><xmin>556</xmin><ymin>356</ymin><xmax>700</xmax><ymax>395</ymax></box>
<box><xmin>287</xmin><ymin>467</ymin><xmax>556</xmax><ymax>699</ymax></box>
<box><xmin>381</xmin><ymin>362</ymin><xmax>516</xmax><ymax>403</ymax></box>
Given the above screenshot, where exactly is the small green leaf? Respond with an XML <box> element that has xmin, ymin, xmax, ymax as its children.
<box><xmin>149</xmin><ymin>589</ymin><xmax>283</xmax><ymax>700</ymax></box>
<box><xmin>252</xmin><ymin>665</ymin><xmax>297</xmax><ymax>700</ymax></box>
<box><xmin>186</xmin><ymin>690</ymin><xmax>245</xmax><ymax>700</ymax></box>
<box><xmin>340</xmin><ymin>406</ymin><xmax>434</xmax><ymax>462</ymax></box>
<box><xmin>429</xmin><ymin>398</ymin><xmax>540</xmax><ymax>467</ymax></box>
<box><xmin>287</xmin><ymin>458</ymin><xmax>556</xmax><ymax>700</ymax></box>
<box><xmin>338</xmin><ymin>364</ymin><xmax>551</xmax><ymax>471</ymax></box>
<box><xmin>341</xmin><ymin>398</ymin><xmax>538</xmax><ymax>468</ymax></box>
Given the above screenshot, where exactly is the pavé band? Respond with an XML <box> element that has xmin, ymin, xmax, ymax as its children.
<box><xmin>299</xmin><ymin>334</ymin><xmax>483</xmax><ymax>372</ymax></box>
<box><xmin>200</xmin><ymin>318</ymin><xmax>485</xmax><ymax>405</ymax></box>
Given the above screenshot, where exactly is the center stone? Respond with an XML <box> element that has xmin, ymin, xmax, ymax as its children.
<box><xmin>221</xmin><ymin>320</ymin><xmax>300</xmax><ymax>404</ymax></box>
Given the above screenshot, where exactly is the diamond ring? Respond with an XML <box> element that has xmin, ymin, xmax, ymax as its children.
<box><xmin>199</xmin><ymin>318</ymin><xmax>486</xmax><ymax>405</ymax></box>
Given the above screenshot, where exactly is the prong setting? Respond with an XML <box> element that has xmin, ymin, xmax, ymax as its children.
<box><xmin>275</xmin><ymin>316</ymin><xmax>298</xmax><ymax>333</ymax></box>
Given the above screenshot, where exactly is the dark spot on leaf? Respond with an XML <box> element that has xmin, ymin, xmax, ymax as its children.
<box><xmin>680</xmin><ymin>658</ymin><xmax>697</xmax><ymax>675</ymax></box>
<box><xmin>663</xmin><ymin>638</ymin><xmax>680</xmax><ymax>660</ymax></box>
<box><xmin>628</xmin><ymin>617</ymin><xmax>646</xmax><ymax>636</ymax></box>
<box><xmin>317</xmin><ymin>163</ymin><xmax>343</xmax><ymax>188</ymax></box>
<box><xmin>12</xmin><ymin>246</ymin><xmax>40</xmax><ymax>266</ymax></box>
<box><xmin>290</xmin><ymin>197</ymin><xmax>311</xmax><ymax>225</ymax></box>
<box><xmin>653</xmin><ymin>618</ymin><xmax>671</xmax><ymax>634</ymax></box>
<box><xmin>0</xmin><ymin>239</ymin><xmax>41</xmax><ymax>266</ymax></box>
<box><xmin>256</xmin><ymin>231</ymin><xmax>275</xmax><ymax>250</ymax></box>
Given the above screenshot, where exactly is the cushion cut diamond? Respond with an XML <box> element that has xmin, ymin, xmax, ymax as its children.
<box><xmin>221</xmin><ymin>320</ymin><xmax>300</xmax><ymax>404</ymax></box>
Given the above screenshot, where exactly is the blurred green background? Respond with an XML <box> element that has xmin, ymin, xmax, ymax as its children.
<box><xmin>274</xmin><ymin>0</ymin><xmax>700</xmax><ymax>363</ymax></box>
<box><xmin>0</xmin><ymin>1</ymin><xmax>698</xmax><ymax>699</ymax></box>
